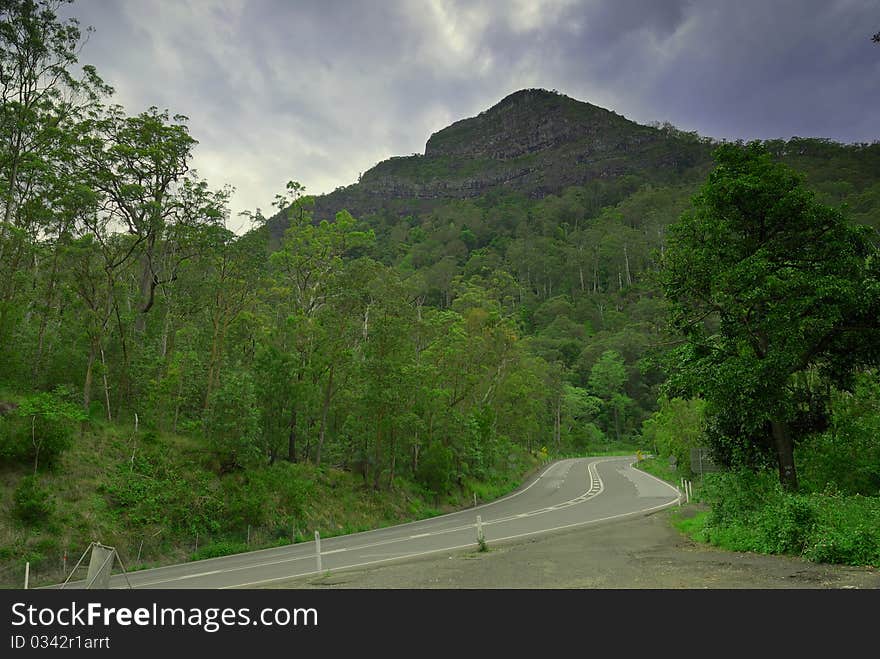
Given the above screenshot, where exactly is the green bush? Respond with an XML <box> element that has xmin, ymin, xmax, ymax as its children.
<box><xmin>11</xmin><ymin>476</ymin><xmax>54</xmax><ymax>525</ymax></box>
<box><xmin>759</xmin><ymin>496</ymin><xmax>816</xmax><ymax>554</ymax></box>
<box><xmin>0</xmin><ymin>389</ymin><xmax>86</xmax><ymax>470</ymax></box>
<box><xmin>802</xmin><ymin>494</ymin><xmax>880</xmax><ymax>565</ymax></box>
<box><xmin>796</xmin><ymin>376</ymin><xmax>880</xmax><ymax>496</ymax></box>
<box><xmin>190</xmin><ymin>541</ymin><xmax>248</xmax><ymax>561</ymax></box>
<box><xmin>699</xmin><ymin>469</ymin><xmax>880</xmax><ymax>566</ymax></box>
<box><xmin>102</xmin><ymin>454</ymin><xmax>222</xmax><ymax>536</ymax></box>
<box><xmin>416</xmin><ymin>442</ymin><xmax>455</xmax><ymax>495</ymax></box>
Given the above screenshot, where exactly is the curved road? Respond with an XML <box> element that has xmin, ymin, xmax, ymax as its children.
<box><xmin>56</xmin><ymin>456</ymin><xmax>680</xmax><ymax>589</ymax></box>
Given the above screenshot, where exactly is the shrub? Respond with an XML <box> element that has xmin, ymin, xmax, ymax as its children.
<box><xmin>797</xmin><ymin>376</ymin><xmax>880</xmax><ymax>496</ymax></box>
<box><xmin>416</xmin><ymin>442</ymin><xmax>454</xmax><ymax>495</ymax></box>
<box><xmin>699</xmin><ymin>469</ymin><xmax>880</xmax><ymax>566</ymax></box>
<box><xmin>190</xmin><ymin>541</ymin><xmax>248</xmax><ymax>561</ymax></box>
<box><xmin>11</xmin><ymin>476</ymin><xmax>54</xmax><ymax>525</ymax></box>
<box><xmin>758</xmin><ymin>496</ymin><xmax>816</xmax><ymax>554</ymax></box>
<box><xmin>0</xmin><ymin>389</ymin><xmax>86</xmax><ymax>470</ymax></box>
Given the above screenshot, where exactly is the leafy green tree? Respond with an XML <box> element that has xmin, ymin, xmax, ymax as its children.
<box><xmin>641</xmin><ymin>397</ymin><xmax>706</xmax><ymax>472</ymax></box>
<box><xmin>0</xmin><ymin>0</ymin><xmax>110</xmax><ymax>381</ymax></box>
<box><xmin>660</xmin><ymin>142</ymin><xmax>880</xmax><ymax>490</ymax></box>
<box><xmin>203</xmin><ymin>370</ymin><xmax>261</xmax><ymax>473</ymax></box>
<box><xmin>262</xmin><ymin>182</ymin><xmax>375</xmax><ymax>463</ymax></box>
<box><xmin>588</xmin><ymin>350</ymin><xmax>633</xmax><ymax>441</ymax></box>
<box><xmin>561</xmin><ymin>384</ymin><xmax>603</xmax><ymax>450</ymax></box>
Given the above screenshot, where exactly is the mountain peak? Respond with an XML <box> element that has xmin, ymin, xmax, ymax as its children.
<box><xmin>424</xmin><ymin>88</ymin><xmax>631</xmax><ymax>160</ymax></box>
<box><xmin>289</xmin><ymin>89</ymin><xmax>710</xmax><ymax>231</ymax></box>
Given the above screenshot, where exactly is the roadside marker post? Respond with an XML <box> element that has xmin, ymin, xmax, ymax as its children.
<box><xmin>24</xmin><ymin>561</ymin><xmax>29</xmax><ymax>589</ymax></box>
<box><xmin>315</xmin><ymin>530</ymin><xmax>322</xmax><ymax>573</ymax></box>
<box><xmin>476</xmin><ymin>515</ymin><xmax>484</xmax><ymax>544</ymax></box>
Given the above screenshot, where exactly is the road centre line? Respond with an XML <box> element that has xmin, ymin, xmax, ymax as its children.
<box><xmin>125</xmin><ymin>458</ymin><xmax>620</xmax><ymax>588</ymax></box>
<box><xmin>65</xmin><ymin>458</ymin><xmax>576</xmax><ymax>589</ymax></box>
<box><xmin>226</xmin><ymin>490</ymin><xmax>681</xmax><ymax>589</ymax></box>
<box><xmin>61</xmin><ymin>457</ymin><xmax>618</xmax><ymax>589</ymax></box>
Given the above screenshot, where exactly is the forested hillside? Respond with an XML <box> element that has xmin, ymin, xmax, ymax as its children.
<box><xmin>2</xmin><ymin>1</ymin><xmax>879</xmax><ymax>585</ymax></box>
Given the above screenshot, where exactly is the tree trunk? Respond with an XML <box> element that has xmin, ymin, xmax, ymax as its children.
<box><xmin>388</xmin><ymin>425</ymin><xmax>396</xmax><ymax>489</ymax></box>
<box><xmin>303</xmin><ymin>419</ymin><xmax>314</xmax><ymax>463</ymax></box>
<box><xmin>287</xmin><ymin>407</ymin><xmax>298</xmax><ymax>462</ymax></box>
<box><xmin>173</xmin><ymin>373</ymin><xmax>183</xmax><ymax>433</ymax></box>
<box><xmin>373</xmin><ymin>411</ymin><xmax>383</xmax><ymax>490</ymax></box>
<box><xmin>135</xmin><ymin>252</ymin><xmax>152</xmax><ymax>334</ymax></box>
<box><xmin>83</xmin><ymin>341</ymin><xmax>97</xmax><ymax>413</ymax></box>
<box><xmin>100</xmin><ymin>347</ymin><xmax>112</xmax><ymax>422</ymax></box>
<box><xmin>412</xmin><ymin>434</ymin><xmax>420</xmax><ymax>476</ymax></box>
<box><xmin>771</xmin><ymin>420</ymin><xmax>798</xmax><ymax>491</ymax></box>
<box><xmin>554</xmin><ymin>400</ymin><xmax>561</xmax><ymax>450</ymax></box>
<box><xmin>315</xmin><ymin>364</ymin><xmax>334</xmax><ymax>467</ymax></box>
<box><xmin>33</xmin><ymin>241</ymin><xmax>62</xmax><ymax>381</ymax></box>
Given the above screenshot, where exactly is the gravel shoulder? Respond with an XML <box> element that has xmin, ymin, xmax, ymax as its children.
<box><xmin>261</xmin><ymin>505</ymin><xmax>880</xmax><ymax>589</ymax></box>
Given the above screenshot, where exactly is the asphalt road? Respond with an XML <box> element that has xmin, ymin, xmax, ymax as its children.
<box><xmin>54</xmin><ymin>456</ymin><xmax>681</xmax><ymax>589</ymax></box>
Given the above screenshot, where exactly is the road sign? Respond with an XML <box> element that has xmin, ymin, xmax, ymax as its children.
<box><xmin>689</xmin><ymin>447</ymin><xmax>721</xmax><ymax>476</ymax></box>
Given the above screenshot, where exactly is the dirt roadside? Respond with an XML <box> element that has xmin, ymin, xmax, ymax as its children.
<box><xmin>261</xmin><ymin>505</ymin><xmax>880</xmax><ymax>589</ymax></box>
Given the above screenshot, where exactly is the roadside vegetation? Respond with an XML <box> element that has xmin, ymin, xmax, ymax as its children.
<box><xmin>639</xmin><ymin>373</ymin><xmax>880</xmax><ymax>567</ymax></box>
<box><xmin>0</xmin><ymin>407</ymin><xmax>546</xmax><ymax>588</ymax></box>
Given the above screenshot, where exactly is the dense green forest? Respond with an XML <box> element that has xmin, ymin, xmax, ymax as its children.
<box><xmin>1</xmin><ymin>1</ymin><xmax>879</xmax><ymax>585</ymax></box>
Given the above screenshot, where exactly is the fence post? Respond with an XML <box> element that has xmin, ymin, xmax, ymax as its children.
<box><xmin>314</xmin><ymin>531</ymin><xmax>322</xmax><ymax>573</ymax></box>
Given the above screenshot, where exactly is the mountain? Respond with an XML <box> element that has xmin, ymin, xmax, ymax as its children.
<box><xmin>268</xmin><ymin>88</ymin><xmax>714</xmax><ymax>237</ymax></box>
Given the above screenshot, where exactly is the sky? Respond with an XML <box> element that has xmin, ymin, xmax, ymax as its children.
<box><xmin>60</xmin><ymin>0</ymin><xmax>880</xmax><ymax>233</ymax></box>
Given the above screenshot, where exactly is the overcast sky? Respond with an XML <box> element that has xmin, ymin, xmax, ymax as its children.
<box><xmin>60</xmin><ymin>0</ymin><xmax>879</xmax><ymax>233</ymax></box>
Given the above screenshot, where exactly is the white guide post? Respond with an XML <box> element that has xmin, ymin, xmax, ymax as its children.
<box><xmin>315</xmin><ymin>530</ymin><xmax>322</xmax><ymax>573</ymax></box>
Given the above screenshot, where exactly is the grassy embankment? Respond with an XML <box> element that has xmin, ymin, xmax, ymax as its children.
<box><xmin>0</xmin><ymin>405</ymin><xmax>547</xmax><ymax>589</ymax></box>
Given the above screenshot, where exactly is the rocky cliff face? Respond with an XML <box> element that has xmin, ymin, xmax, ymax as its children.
<box><xmin>270</xmin><ymin>88</ymin><xmax>712</xmax><ymax>234</ymax></box>
<box><xmin>423</xmin><ymin>89</ymin><xmax>634</xmax><ymax>160</ymax></box>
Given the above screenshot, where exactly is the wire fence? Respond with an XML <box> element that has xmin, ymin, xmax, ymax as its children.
<box><xmin>0</xmin><ymin>521</ymin><xmax>314</xmax><ymax>589</ymax></box>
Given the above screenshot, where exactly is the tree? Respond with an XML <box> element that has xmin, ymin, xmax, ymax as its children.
<box><xmin>660</xmin><ymin>142</ymin><xmax>880</xmax><ymax>490</ymax></box>
<box><xmin>0</xmin><ymin>0</ymin><xmax>110</xmax><ymax>379</ymax></box>
<box><xmin>262</xmin><ymin>182</ymin><xmax>375</xmax><ymax>464</ymax></box>
<box><xmin>588</xmin><ymin>349</ymin><xmax>634</xmax><ymax>440</ymax></box>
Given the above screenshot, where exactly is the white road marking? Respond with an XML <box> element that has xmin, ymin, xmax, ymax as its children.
<box><xmin>106</xmin><ymin>457</ymin><xmax>679</xmax><ymax>590</ymax></box>
<box><xmin>226</xmin><ymin>495</ymin><xmax>681</xmax><ymax>589</ymax></box>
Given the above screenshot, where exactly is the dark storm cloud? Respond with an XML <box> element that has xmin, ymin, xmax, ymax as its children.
<box><xmin>59</xmin><ymin>0</ymin><xmax>878</xmax><ymax>232</ymax></box>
